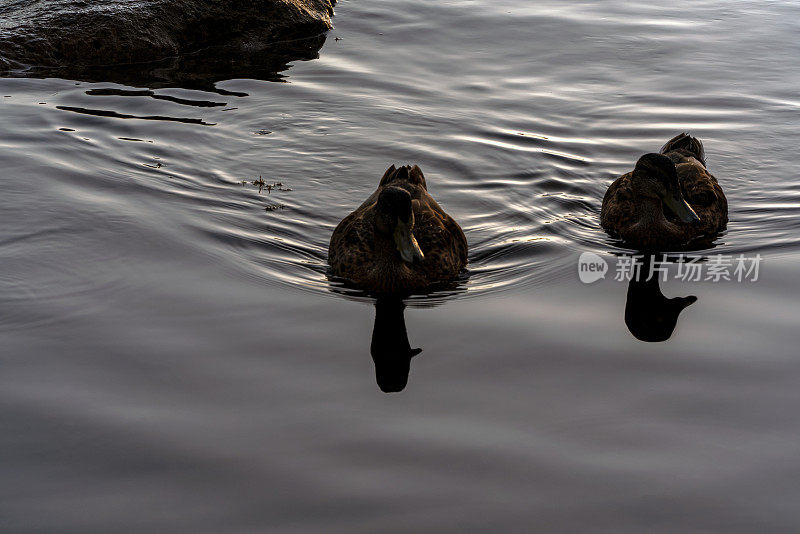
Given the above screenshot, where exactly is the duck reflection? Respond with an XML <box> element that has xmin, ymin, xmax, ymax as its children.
<box><xmin>371</xmin><ymin>297</ymin><xmax>422</xmax><ymax>393</ymax></box>
<box><xmin>625</xmin><ymin>254</ymin><xmax>697</xmax><ymax>342</ymax></box>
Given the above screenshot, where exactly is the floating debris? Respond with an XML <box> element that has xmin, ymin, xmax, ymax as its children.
<box><xmin>255</xmin><ymin>129</ymin><xmax>272</xmax><ymax>135</ymax></box>
<box><xmin>242</xmin><ymin>176</ymin><xmax>291</xmax><ymax>194</ymax></box>
<box><xmin>251</xmin><ymin>176</ymin><xmax>266</xmax><ymax>192</ymax></box>
<box><xmin>265</xmin><ymin>203</ymin><xmax>285</xmax><ymax>211</ymax></box>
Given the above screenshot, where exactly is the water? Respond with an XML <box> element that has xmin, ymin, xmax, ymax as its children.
<box><xmin>2</xmin><ymin>1</ymin><xmax>800</xmax><ymax>531</ymax></box>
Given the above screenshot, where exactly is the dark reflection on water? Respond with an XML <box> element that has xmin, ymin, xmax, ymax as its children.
<box><xmin>370</xmin><ymin>297</ymin><xmax>423</xmax><ymax>393</ymax></box>
<box><xmin>55</xmin><ymin>105</ymin><xmax>215</xmax><ymax>125</ymax></box>
<box><xmin>624</xmin><ymin>255</ymin><xmax>698</xmax><ymax>342</ymax></box>
<box><xmin>2</xmin><ymin>0</ymin><xmax>800</xmax><ymax>532</ymax></box>
<box><xmin>85</xmin><ymin>88</ymin><xmax>228</xmax><ymax>108</ymax></box>
<box><xmin>4</xmin><ymin>35</ymin><xmax>328</xmax><ymax>91</ymax></box>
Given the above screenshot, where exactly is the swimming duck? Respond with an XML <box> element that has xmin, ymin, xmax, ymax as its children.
<box><xmin>328</xmin><ymin>164</ymin><xmax>467</xmax><ymax>294</ymax></box>
<box><xmin>601</xmin><ymin>133</ymin><xmax>728</xmax><ymax>249</ymax></box>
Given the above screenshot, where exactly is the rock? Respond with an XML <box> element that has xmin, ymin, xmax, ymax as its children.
<box><xmin>0</xmin><ymin>0</ymin><xmax>335</xmax><ymax>70</ymax></box>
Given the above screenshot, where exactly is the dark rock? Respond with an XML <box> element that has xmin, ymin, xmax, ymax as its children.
<box><xmin>0</xmin><ymin>0</ymin><xmax>335</xmax><ymax>77</ymax></box>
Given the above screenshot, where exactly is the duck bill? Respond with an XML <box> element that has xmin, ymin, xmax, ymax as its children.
<box><xmin>663</xmin><ymin>191</ymin><xmax>700</xmax><ymax>223</ymax></box>
<box><xmin>393</xmin><ymin>219</ymin><xmax>424</xmax><ymax>264</ymax></box>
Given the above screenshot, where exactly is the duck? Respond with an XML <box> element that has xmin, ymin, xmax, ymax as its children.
<box><xmin>600</xmin><ymin>133</ymin><xmax>728</xmax><ymax>249</ymax></box>
<box><xmin>328</xmin><ymin>164</ymin><xmax>467</xmax><ymax>294</ymax></box>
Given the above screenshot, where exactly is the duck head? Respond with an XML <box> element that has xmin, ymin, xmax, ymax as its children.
<box><xmin>631</xmin><ymin>153</ymin><xmax>700</xmax><ymax>224</ymax></box>
<box><xmin>374</xmin><ymin>186</ymin><xmax>424</xmax><ymax>264</ymax></box>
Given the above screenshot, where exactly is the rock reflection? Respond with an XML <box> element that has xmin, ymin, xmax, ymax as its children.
<box><xmin>84</xmin><ymin>89</ymin><xmax>227</xmax><ymax>108</ymax></box>
<box><xmin>55</xmin><ymin>105</ymin><xmax>215</xmax><ymax>125</ymax></box>
<box><xmin>625</xmin><ymin>254</ymin><xmax>697</xmax><ymax>342</ymax></box>
<box><xmin>370</xmin><ymin>297</ymin><xmax>422</xmax><ymax>393</ymax></box>
<box><xmin>2</xmin><ymin>35</ymin><xmax>328</xmax><ymax>92</ymax></box>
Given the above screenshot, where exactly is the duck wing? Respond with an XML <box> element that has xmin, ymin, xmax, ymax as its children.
<box><xmin>413</xmin><ymin>195</ymin><xmax>468</xmax><ymax>279</ymax></box>
<box><xmin>661</xmin><ymin>133</ymin><xmax>727</xmax><ymax>235</ymax></box>
<box><xmin>328</xmin><ymin>208</ymin><xmax>376</xmax><ymax>277</ymax></box>
<box><xmin>675</xmin><ymin>162</ymin><xmax>728</xmax><ymax>235</ymax></box>
<box><xmin>600</xmin><ymin>171</ymin><xmax>635</xmax><ymax>233</ymax></box>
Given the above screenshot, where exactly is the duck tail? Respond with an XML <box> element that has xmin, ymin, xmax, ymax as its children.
<box><xmin>379</xmin><ymin>164</ymin><xmax>427</xmax><ymax>189</ymax></box>
<box><xmin>660</xmin><ymin>133</ymin><xmax>706</xmax><ymax>167</ymax></box>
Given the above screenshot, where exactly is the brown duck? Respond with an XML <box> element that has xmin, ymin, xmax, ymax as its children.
<box><xmin>329</xmin><ymin>165</ymin><xmax>467</xmax><ymax>294</ymax></box>
<box><xmin>601</xmin><ymin>133</ymin><xmax>728</xmax><ymax>249</ymax></box>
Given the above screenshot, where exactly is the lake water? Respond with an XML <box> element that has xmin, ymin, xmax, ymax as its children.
<box><xmin>2</xmin><ymin>1</ymin><xmax>800</xmax><ymax>532</ymax></box>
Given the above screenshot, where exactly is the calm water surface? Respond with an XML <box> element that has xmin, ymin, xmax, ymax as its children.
<box><xmin>2</xmin><ymin>1</ymin><xmax>800</xmax><ymax>532</ymax></box>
